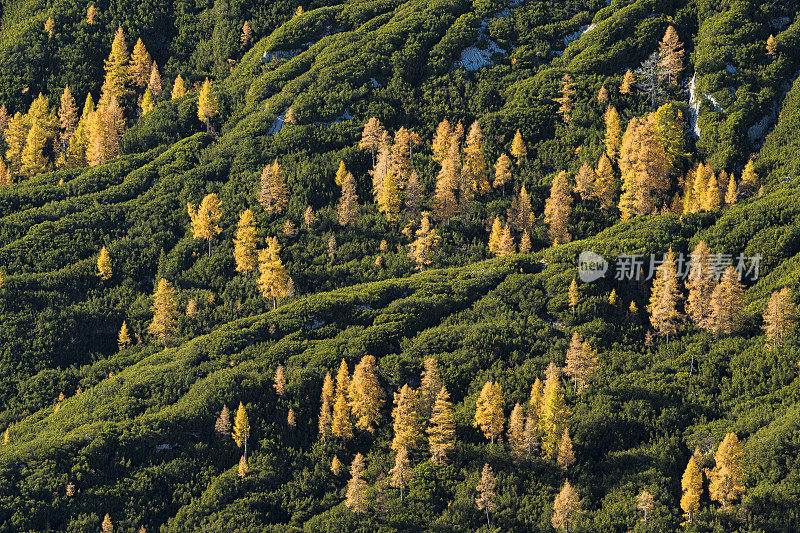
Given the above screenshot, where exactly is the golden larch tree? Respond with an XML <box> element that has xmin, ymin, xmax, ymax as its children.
<box><xmin>100</xmin><ymin>27</ymin><xmax>129</xmax><ymax>108</ymax></box>
<box><xmin>346</xmin><ymin>453</ymin><xmax>368</xmax><ymax>514</ymax></box>
<box><xmin>215</xmin><ymin>404</ymin><xmax>231</xmax><ymax>436</ymax></box>
<box><xmin>86</xmin><ymin>4</ymin><xmax>97</xmax><ymax>24</ymax></box>
<box><xmin>97</xmin><ymin>246</ymin><xmax>112</xmax><ymax>280</ymax></box>
<box><xmin>232</xmin><ymin>401</ymin><xmax>250</xmax><ymax>458</ymax></box>
<box><xmin>493</xmin><ymin>153</ymin><xmax>512</xmax><ymax>193</ymax></box>
<box><xmin>620</xmin><ymin>69</ymin><xmax>634</xmax><ymax>94</ymax></box>
<box><xmin>148</xmin><ymin>278</ymin><xmax>179</xmax><ymax>344</ymax></box>
<box><xmin>604</xmin><ymin>105</ymin><xmax>621</xmax><ymax>161</ymax></box>
<box><xmin>740</xmin><ymin>160</ymin><xmax>759</xmax><ymax>197</ymax></box>
<box><xmin>540</xmin><ymin>362</ymin><xmax>568</xmax><ymax>460</ymax></box>
<box><xmin>171</xmin><ymin>75</ymin><xmax>187</xmax><ymax>99</ymax></box>
<box><xmin>428</xmin><ymin>386</ymin><xmax>455</xmax><ymax>464</ymax></box>
<box><xmin>497</xmin><ymin>222</ymin><xmax>515</xmax><ymax>257</ymax></box>
<box><xmin>710</xmin><ymin>266</ymin><xmax>745</xmax><ymax>336</ymax></box>
<box><xmin>257</xmin><ymin>237</ymin><xmax>291</xmax><ymax>309</ymax></box>
<box><xmin>709</xmin><ymin>432</ymin><xmax>746</xmax><ymax>509</ymax></box>
<box><xmin>648</xmin><ymin>249</ymin><xmax>684</xmax><ymax>341</ymax></box>
<box><xmin>510</xmin><ymin>129</ymin><xmax>527</xmax><ymax>164</ymax></box>
<box><xmin>338</xmin><ymin>170</ymin><xmax>358</xmax><ymax>226</ymax></box>
<box><xmin>597</xmin><ymin>85</ymin><xmax>609</xmax><ymax>104</ymax></box>
<box><xmin>187</xmin><ymin>193</ymin><xmax>222</xmax><ymax>256</ymax></box>
<box><xmin>59</xmin><ymin>85</ymin><xmax>78</xmax><ymax>146</ymax></box>
<box><xmin>433</xmin><ymin>140</ymin><xmax>460</xmax><ymax>219</ymax></box>
<box><xmin>5</xmin><ymin>112</ymin><xmax>28</xmax><ymax>174</ymax></box>
<box><xmin>118</xmin><ymin>321</ymin><xmax>131</xmax><ymax>351</ymax></box>
<box><xmin>408</xmin><ymin>213</ymin><xmax>440</xmax><ymax>270</ymax></box>
<box><xmin>766</xmin><ymin>34</ymin><xmax>776</xmax><ymax>56</ymax></box>
<box><xmin>658</xmin><ymin>26</ymin><xmax>684</xmax><ymax>85</ymax></box>
<box><xmin>568</xmin><ymin>278</ymin><xmax>579</xmax><ymax>315</ymax></box>
<box><xmin>241</xmin><ymin>21</ymin><xmax>253</xmax><ymax>46</ymax></box>
<box><xmin>488</xmin><ymin>216</ymin><xmax>503</xmax><ymax>256</ymax></box>
<box><xmin>273</xmin><ymin>365</ymin><xmax>286</xmax><ymax>396</ymax></box>
<box><xmin>431</xmin><ymin>119</ymin><xmax>452</xmax><ymax>163</ymax></box>
<box><xmin>418</xmin><ymin>357</ymin><xmax>443</xmax><ymax>419</ymax></box>
<box><xmin>259</xmin><ymin>158</ymin><xmax>289</xmax><ymax>216</ymax></box>
<box><xmin>392</xmin><ymin>384</ymin><xmax>423</xmax><ymax>451</ymax></box>
<box><xmin>332</xmin><ymin>359</ymin><xmax>353</xmax><ymax>439</ymax></box>
<box><xmin>233</xmin><ymin>209</ymin><xmax>257</xmax><ymax>275</ymax></box>
<box><xmin>20</xmin><ymin>121</ymin><xmax>48</xmax><ymax>178</ymax></box>
<box><xmin>507</xmin><ymin>402</ymin><xmax>526</xmax><ymax>463</ymax></box>
<box><xmin>404</xmin><ymin>170</ymin><xmax>423</xmax><ymax>215</ymax></box>
<box><xmin>473</xmin><ymin>381</ymin><xmax>505</xmax><ymax>444</ymax></box>
<box><xmin>552</xmin><ymin>480</ymin><xmax>581</xmax><ymax>532</ymax></box>
<box><xmin>686</xmin><ymin>240</ymin><xmax>715</xmax><ymax>330</ymax></box>
<box><xmin>526</xmin><ymin>377</ymin><xmax>544</xmax><ymax>458</ymax></box>
<box><xmin>725</xmin><ymin>174</ymin><xmax>738</xmax><ymax>205</ymax></box>
<box><xmin>475</xmin><ymin>463</ymin><xmax>497</xmax><ymax>527</ymax></box>
<box><xmin>129</xmin><ymin>38</ymin><xmax>152</xmax><ymax>92</ymax></box>
<box><xmin>554</xmin><ymin>74</ymin><xmax>576</xmax><ymax>124</ymax></box>
<box><xmin>681</xmin><ymin>453</ymin><xmax>703</xmax><ymax>522</ymax></box>
<box><xmin>389</xmin><ymin>447</ymin><xmax>412</xmax><ymax>502</ymax></box>
<box><xmin>237</xmin><ymin>455</ymin><xmax>249</xmax><ymax>478</ymax></box>
<box><xmin>197</xmin><ymin>78</ymin><xmax>219</xmax><ymax>133</ymax></box>
<box><xmin>557</xmin><ymin>428</ymin><xmax>575</xmax><ymax>471</ymax></box>
<box><xmin>574</xmin><ymin>162</ymin><xmax>597</xmax><ymax>200</ymax></box>
<box><xmin>637</xmin><ymin>490</ymin><xmax>655</xmax><ymax>521</ymax></box>
<box><xmin>359</xmin><ymin>117</ymin><xmax>385</xmax><ymax>167</ymax></box>
<box><xmin>544</xmin><ymin>171</ymin><xmax>573</xmax><ymax>245</ymax></box>
<box><xmin>141</xmin><ymin>89</ymin><xmax>155</xmax><ymax>116</ymax></box>
<box><xmin>148</xmin><ymin>63</ymin><xmax>162</xmax><ymax>97</ymax></box>
<box><xmin>101</xmin><ymin>514</ymin><xmax>114</xmax><ymax>533</ymax></box>
<box><xmin>348</xmin><ymin>355</ymin><xmax>385</xmax><ymax>433</ymax></box>
<box><xmin>618</xmin><ymin>116</ymin><xmax>670</xmax><ymax>218</ymax></box>
<box><xmin>594</xmin><ymin>153</ymin><xmax>617</xmax><ymax>209</ymax></box>
<box><xmin>763</xmin><ymin>287</ymin><xmax>795</xmax><ymax>348</ymax></box>
<box><xmin>463</xmin><ymin>121</ymin><xmax>489</xmax><ymax>194</ymax></box>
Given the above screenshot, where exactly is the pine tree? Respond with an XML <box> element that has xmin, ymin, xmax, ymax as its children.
<box><xmin>473</xmin><ymin>381</ymin><xmax>505</xmax><ymax>444</ymax></box>
<box><xmin>348</xmin><ymin>355</ymin><xmax>385</xmax><ymax>433</ymax></box>
<box><xmin>508</xmin><ymin>402</ymin><xmax>526</xmax><ymax>462</ymax></box>
<box><xmin>233</xmin><ymin>209</ymin><xmax>257</xmax><ymax>275</ymax></box>
<box><xmin>658</xmin><ymin>26</ymin><xmax>684</xmax><ymax>85</ymax></box>
<box><xmin>419</xmin><ymin>358</ymin><xmax>443</xmax><ymax>419</ymax></box>
<box><xmin>346</xmin><ymin>453</ymin><xmax>368</xmax><ymax>514</ymax></box>
<box><xmin>97</xmin><ymin>246</ymin><xmax>112</xmax><ymax>280</ymax></box>
<box><xmin>232</xmin><ymin>401</ymin><xmax>250</xmax><ymax>459</ymax></box>
<box><xmin>544</xmin><ymin>171</ymin><xmax>572</xmax><ymax>245</ymax></box>
<box><xmin>680</xmin><ymin>454</ymin><xmax>702</xmax><ymax>522</ymax></box>
<box><xmin>594</xmin><ymin>153</ymin><xmax>617</xmax><ymax>209</ymax></box>
<box><xmin>148</xmin><ymin>62</ymin><xmax>162</xmax><ymax>97</ymax></box>
<box><xmin>102</xmin><ymin>513</ymin><xmax>114</xmax><ymax>533</ymax></box>
<box><xmin>215</xmin><ymin>404</ymin><xmax>231</xmax><ymax>436</ymax></box>
<box><xmin>710</xmin><ymin>266</ymin><xmax>745</xmax><ymax>336</ymax></box>
<box><xmin>237</xmin><ymin>455</ymin><xmax>249</xmax><ymax>477</ymax></box>
<box><xmin>551</xmin><ymin>480</ymin><xmax>581</xmax><ymax>532</ymax></box>
<box><xmin>59</xmin><ymin>85</ymin><xmax>78</xmax><ymax>146</ymax></box>
<box><xmin>240</xmin><ymin>21</ymin><xmax>253</xmax><ymax>46</ymax></box>
<box><xmin>273</xmin><ymin>365</ymin><xmax>286</xmax><ymax>396</ymax></box>
<box><xmin>389</xmin><ymin>447</ymin><xmax>412</xmax><ymax>502</ymax></box>
<box><xmin>648</xmin><ymin>249</ymin><xmax>684</xmax><ymax>341</ymax></box>
<box><xmin>557</xmin><ymin>428</ymin><xmax>575</xmax><ymax>471</ymax></box>
<box><xmin>100</xmin><ymin>27</ymin><xmax>129</xmax><ymax>108</ymax></box>
<box><xmin>129</xmin><ymin>38</ymin><xmax>152</xmax><ymax>92</ymax></box>
<box><xmin>493</xmin><ymin>153</ymin><xmax>512</xmax><ymax>193</ymax></box>
<box><xmin>541</xmin><ymin>363</ymin><xmax>568</xmax><ymax>460</ymax></box>
<box><xmin>197</xmin><ymin>78</ymin><xmax>219</xmax><ymax>133</ymax></box>
<box><xmin>187</xmin><ymin>193</ymin><xmax>222</xmax><ymax>256</ymax></box>
<box><xmin>510</xmin><ymin>129</ymin><xmax>527</xmax><ymax>164</ymax></box>
<box><xmin>428</xmin><ymin>386</ymin><xmax>455</xmax><ymax>464</ymax></box>
<box><xmin>338</xmin><ymin>170</ymin><xmax>358</xmax><ymax>226</ymax></box>
<box><xmin>257</xmin><ymin>237</ymin><xmax>291</xmax><ymax>309</ymax></box>
<box><xmin>359</xmin><ymin>117</ymin><xmax>384</xmax><ymax>167</ymax></box>
<box><xmin>709</xmin><ymin>433</ymin><xmax>746</xmax><ymax>509</ymax></box>
<box><xmin>332</xmin><ymin>359</ymin><xmax>353</xmax><ymax>439</ymax></box>
<box><xmin>431</xmin><ymin>119</ymin><xmax>452</xmax><ymax>163</ymax></box>
<box><xmin>763</xmin><ymin>287</ymin><xmax>795</xmax><ymax>348</ymax></box>
<box><xmin>620</xmin><ymin>69</ymin><xmax>635</xmax><ymax>94</ymax></box>
<box><xmin>118</xmin><ymin>321</ymin><xmax>131</xmax><ymax>351</ymax></box>
<box><xmin>686</xmin><ymin>240</ymin><xmax>715</xmax><ymax>330</ymax></box>
<box><xmin>171</xmin><ymin>75</ymin><xmax>187</xmax><ymax>99</ymax></box>
<box><xmin>475</xmin><ymin>463</ymin><xmax>497</xmax><ymax>527</ymax></box>
<box><xmin>637</xmin><ymin>490</ymin><xmax>655</xmax><ymax>521</ymax></box>
<box><xmin>148</xmin><ymin>278</ymin><xmax>179</xmax><ymax>344</ymax></box>
<box><xmin>408</xmin><ymin>213</ymin><xmax>440</xmax><ymax>270</ymax></box>
<box><xmin>554</xmin><ymin>74</ymin><xmax>576</xmax><ymax>124</ymax></box>
<box><xmin>392</xmin><ymin>384</ymin><xmax>423</xmax><ymax>451</ymax></box>
<box><xmin>766</xmin><ymin>34</ymin><xmax>777</xmax><ymax>56</ymax></box>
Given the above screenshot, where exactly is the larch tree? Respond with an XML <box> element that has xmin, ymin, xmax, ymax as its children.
<box><xmin>574</xmin><ymin>162</ymin><xmax>597</xmax><ymax>200</ymax></box>
<box><xmin>475</xmin><ymin>463</ymin><xmax>497</xmax><ymax>527</ymax></box>
<box><xmin>540</xmin><ymin>363</ymin><xmax>568</xmax><ymax>460</ymax></box>
<box><xmin>63</xmin><ymin>94</ymin><xmax>93</xmax><ymax>168</ymax></box>
<box><xmin>148</xmin><ymin>62</ymin><xmax>162</xmax><ymax>97</ymax></box>
<box><xmin>497</xmin><ymin>223</ymin><xmax>515</xmax><ymax>257</ymax></box>
<box><xmin>634</xmin><ymin>52</ymin><xmax>664</xmax><ymax>108</ymax></box>
<box><xmin>652</xmin><ymin>101</ymin><xmax>687</xmax><ymax>170</ymax></box>
<box><xmin>597</xmin><ymin>85</ymin><xmax>609</xmax><ymax>104</ymax></box>
<box><xmin>709</xmin><ymin>433</ymin><xmax>746</xmax><ymax>509</ymax></box>
<box><xmin>557</xmin><ymin>428</ymin><xmax>575</xmax><ymax>471</ymax></box>
<box><xmin>710</xmin><ymin>266</ymin><xmax>745</xmax><ymax>336</ymax></box>
<box><xmin>725</xmin><ymin>174</ymin><xmax>738</xmax><ymax>205</ymax></box>
<box><xmin>510</xmin><ymin>129</ymin><xmax>527</xmax><ymax>164</ymax></box>
<box><xmin>148</xmin><ymin>278</ymin><xmax>179</xmax><ymax>344</ymax></box>
<box><xmin>273</xmin><ymin>365</ymin><xmax>286</xmax><ymax>396</ymax></box>
<box><xmin>86</xmin><ymin>4</ymin><xmax>97</xmax><ymax>24</ymax></box>
<box><xmin>515</xmin><ymin>185</ymin><xmax>533</xmax><ymax>231</ymax></box>
<box><xmin>240</xmin><ymin>21</ymin><xmax>253</xmax><ymax>46</ymax></box>
<box><xmin>187</xmin><ymin>193</ymin><xmax>222</xmax><ymax>256</ymax></box>
<box><xmin>99</xmin><ymin>27</ymin><xmax>129</xmax><ymax>109</ymax></box>
<box><xmin>408</xmin><ymin>213</ymin><xmax>440</xmax><ymax>270</ymax></box>
<box><xmin>332</xmin><ymin>359</ymin><xmax>353</xmax><ymax>440</ymax></box>
<box><xmin>171</xmin><ymin>75</ymin><xmax>187</xmax><ymax>99</ymax></box>
<box><xmin>637</xmin><ymin>490</ymin><xmax>655</xmax><ymax>522</ymax></box>
<box><xmin>319</xmin><ymin>394</ymin><xmax>333</xmax><ymax>445</ymax></box>
<box><xmin>565</xmin><ymin>333</ymin><xmax>598</xmax><ymax>392</ymax></box>
<box><xmin>359</xmin><ymin>117</ymin><xmax>385</xmax><ymax>168</ymax></box>
<box><xmin>620</xmin><ymin>69</ymin><xmax>635</xmax><ymax>94</ymax></box>
<box><xmin>59</xmin><ymin>85</ymin><xmax>78</xmax><ymax>148</ymax></box>
<box><xmin>569</xmin><ymin>278</ymin><xmax>579</xmax><ymax>316</ymax></box>
<box><xmin>551</xmin><ymin>480</ymin><xmax>581</xmax><ymax>533</ymax></box>
<box><xmin>681</xmin><ymin>453</ymin><xmax>703</xmax><ymax>522</ymax></box>
<box><xmin>431</xmin><ymin>119</ymin><xmax>452</xmax><ymax>163</ymax></box>
<box><xmin>371</xmin><ymin>131</ymin><xmax>391</xmax><ymax>202</ymax></box>
<box><xmin>433</xmin><ymin>139</ymin><xmax>460</xmax><ymax>220</ymax></box>
<box><xmin>526</xmin><ymin>378</ymin><xmax>544</xmax><ymax>458</ymax></box>
<box><xmin>404</xmin><ymin>170</ymin><xmax>423</xmax><ymax>215</ymax></box>
<box><xmin>346</xmin><ymin>453</ymin><xmax>368</xmax><ymax>514</ymax></box>
<box><xmin>197</xmin><ymin>78</ymin><xmax>219</xmax><ymax>133</ymax></box>
<box><xmin>129</xmin><ymin>38</ymin><xmax>152</xmax><ymax>92</ymax></box>
<box><xmin>97</xmin><ymin>246</ymin><xmax>112</xmax><ymax>280</ymax></box>
<box><xmin>686</xmin><ymin>240</ymin><xmax>716</xmax><ymax>330</ymax></box>
<box><xmin>463</xmin><ymin>121</ymin><xmax>489</xmax><ymax>194</ymax></box>
<box><xmin>257</xmin><ymin>237</ymin><xmax>291</xmax><ymax>309</ymax></box>
<box><xmin>618</xmin><ymin>116</ymin><xmax>670</xmax><ymax>218</ymax></box>
<box><xmin>520</xmin><ymin>230</ymin><xmax>532</xmax><ymax>253</ymax></box>
<box><xmin>140</xmin><ymin>89</ymin><xmax>155</xmax><ymax>115</ymax></box>
<box><xmin>428</xmin><ymin>386</ymin><xmax>455</xmax><ymax>464</ymax></box>
<box><xmin>118</xmin><ymin>321</ymin><xmax>131</xmax><ymax>351</ymax></box>
<box><xmin>214</xmin><ymin>404</ymin><xmax>231</xmax><ymax>436</ymax></box>
<box><xmin>348</xmin><ymin>355</ymin><xmax>385</xmax><ymax>433</ymax></box>
<box><xmin>102</xmin><ymin>514</ymin><xmax>114</xmax><ymax>533</ymax></box>
<box><xmin>4</xmin><ymin>112</ymin><xmax>29</xmax><ymax>174</ymax></box>
<box><xmin>594</xmin><ymin>153</ymin><xmax>617</xmax><ymax>209</ymax></box>
<box><xmin>392</xmin><ymin>384</ymin><xmax>423</xmax><ymax>451</ymax></box>
<box><xmin>658</xmin><ymin>26</ymin><xmax>684</xmax><ymax>85</ymax></box>
<box><xmin>473</xmin><ymin>381</ymin><xmax>505</xmax><ymax>444</ymax></box>
<box><xmin>338</xmin><ymin>170</ymin><xmax>358</xmax><ymax>226</ymax></box>
<box><xmin>508</xmin><ymin>402</ymin><xmax>526</xmax><ymax>463</ymax></box>
<box><xmin>419</xmin><ymin>358</ymin><xmax>443</xmax><ymax>419</ymax></box>
<box><xmin>389</xmin><ymin>127</ymin><xmax>414</xmax><ymax>188</ymax></box>
<box><xmin>377</xmin><ymin>165</ymin><xmax>401</xmax><ymax>221</ymax></box>
<box><xmin>648</xmin><ymin>249</ymin><xmax>684</xmax><ymax>341</ymax></box>
<box><xmin>544</xmin><ymin>171</ymin><xmax>573</xmax><ymax>245</ymax></box>
<box><xmin>238</xmin><ymin>455</ymin><xmax>249</xmax><ymax>478</ymax></box>
<box><xmin>740</xmin><ymin>159</ymin><xmax>759</xmax><ymax>197</ymax></box>
<box><xmin>0</xmin><ymin>159</ymin><xmax>10</xmax><ymax>186</ymax></box>
<box><xmin>763</xmin><ymin>287</ymin><xmax>795</xmax><ymax>348</ymax></box>
<box><xmin>493</xmin><ymin>153</ymin><xmax>512</xmax><ymax>194</ymax></box>
<box><xmin>766</xmin><ymin>34</ymin><xmax>777</xmax><ymax>56</ymax></box>
<box><xmin>554</xmin><ymin>74</ymin><xmax>576</xmax><ymax>124</ymax></box>
<box><xmin>258</xmin><ymin>159</ymin><xmax>289</xmax><ymax>215</ymax></box>
<box><xmin>488</xmin><ymin>216</ymin><xmax>503</xmax><ymax>256</ymax></box>
<box><xmin>389</xmin><ymin>447</ymin><xmax>412</xmax><ymax>502</ymax></box>
<box><xmin>20</xmin><ymin>121</ymin><xmax>48</xmax><ymax>177</ymax></box>
<box><xmin>232</xmin><ymin>401</ymin><xmax>250</xmax><ymax>459</ymax></box>
<box><xmin>233</xmin><ymin>209</ymin><xmax>258</xmax><ymax>275</ymax></box>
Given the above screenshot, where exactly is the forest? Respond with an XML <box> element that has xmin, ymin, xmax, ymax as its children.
<box><xmin>0</xmin><ymin>0</ymin><xmax>800</xmax><ymax>531</ymax></box>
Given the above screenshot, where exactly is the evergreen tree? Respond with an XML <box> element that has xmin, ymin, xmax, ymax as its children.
<box><xmin>544</xmin><ymin>171</ymin><xmax>572</xmax><ymax>245</ymax></box>
<box><xmin>257</xmin><ymin>237</ymin><xmax>291</xmax><ymax>309</ymax></box>
<box><xmin>648</xmin><ymin>249</ymin><xmax>684</xmax><ymax>341</ymax></box>
<box><xmin>232</xmin><ymin>401</ymin><xmax>250</xmax><ymax>459</ymax></box>
<box><xmin>197</xmin><ymin>78</ymin><xmax>219</xmax><ymax>133</ymax></box>
<box><xmin>710</xmin><ymin>266</ymin><xmax>745</xmax><ymax>336</ymax></box>
<box><xmin>97</xmin><ymin>246</ymin><xmax>112</xmax><ymax>280</ymax></box>
<box><xmin>473</xmin><ymin>381</ymin><xmax>505</xmax><ymax>444</ymax></box>
<box><xmin>332</xmin><ymin>359</ymin><xmax>353</xmax><ymax>439</ymax></box>
<box><xmin>346</xmin><ymin>453</ymin><xmax>368</xmax><ymax>514</ymax></box>
<box><xmin>171</xmin><ymin>75</ymin><xmax>187</xmax><ymax>99</ymax></box>
<box><xmin>681</xmin><ymin>453</ymin><xmax>702</xmax><ymax>522</ymax></box>
<box><xmin>129</xmin><ymin>38</ymin><xmax>152</xmax><ymax>92</ymax></box>
<box><xmin>419</xmin><ymin>358</ymin><xmax>442</xmax><ymax>419</ymax></box>
<box><xmin>233</xmin><ymin>209</ymin><xmax>257</xmax><ymax>275</ymax></box>
<box><xmin>557</xmin><ymin>428</ymin><xmax>575</xmax><ymax>471</ymax></box>
<box><xmin>552</xmin><ymin>481</ymin><xmax>581</xmax><ymax>532</ymax></box>
<box><xmin>510</xmin><ymin>129</ymin><xmax>527</xmax><ymax>164</ymax></box>
<box><xmin>148</xmin><ymin>278</ymin><xmax>179</xmax><ymax>344</ymax></box>
<box><xmin>148</xmin><ymin>63</ymin><xmax>162</xmax><ymax>97</ymax></box>
<box><xmin>117</xmin><ymin>321</ymin><xmax>131</xmax><ymax>351</ymax></box>
<box><xmin>709</xmin><ymin>433</ymin><xmax>746</xmax><ymax>509</ymax></box>
<box><xmin>389</xmin><ymin>447</ymin><xmax>412</xmax><ymax>502</ymax></box>
<box><xmin>686</xmin><ymin>240</ymin><xmax>715</xmax><ymax>330</ymax></box>
<box><xmin>348</xmin><ymin>355</ymin><xmax>385</xmax><ymax>433</ymax></box>
<box><xmin>508</xmin><ymin>402</ymin><xmax>526</xmax><ymax>463</ymax></box>
<box><xmin>392</xmin><ymin>384</ymin><xmax>423</xmax><ymax>451</ymax></box>
<box><xmin>493</xmin><ymin>153</ymin><xmax>512</xmax><ymax>193</ymax></box>
<box><xmin>659</xmin><ymin>26</ymin><xmax>685</xmax><ymax>85</ymax></box>
<box><xmin>428</xmin><ymin>386</ymin><xmax>455</xmax><ymax>464</ymax></box>
<box><xmin>274</xmin><ymin>365</ymin><xmax>286</xmax><ymax>396</ymax></box>
<box><xmin>475</xmin><ymin>463</ymin><xmax>497</xmax><ymax>527</ymax></box>
<box><xmin>215</xmin><ymin>404</ymin><xmax>231</xmax><ymax>436</ymax></box>
<box><xmin>763</xmin><ymin>287</ymin><xmax>795</xmax><ymax>348</ymax></box>
<box><xmin>187</xmin><ymin>193</ymin><xmax>222</xmax><ymax>256</ymax></box>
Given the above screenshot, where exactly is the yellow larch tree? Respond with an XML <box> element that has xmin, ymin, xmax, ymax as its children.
<box><xmin>427</xmin><ymin>386</ymin><xmax>455</xmax><ymax>464</ymax></box>
<box><xmin>118</xmin><ymin>321</ymin><xmax>132</xmax><ymax>351</ymax></box>
<box><xmin>97</xmin><ymin>246</ymin><xmax>113</xmax><ymax>280</ymax></box>
<box><xmin>497</xmin><ymin>222</ymin><xmax>515</xmax><ymax>257</ymax></box>
<box><xmin>658</xmin><ymin>25</ymin><xmax>684</xmax><ymax>85</ymax></box>
<box><xmin>348</xmin><ymin>355</ymin><xmax>385</xmax><ymax>433</ymax></box>
<box><xmin>390</xmin><ymin>446</ymin><xmax>412</xmax><ymax>502</ymax></box>
<box><xmin>686</xmin><ymin>240</ymin><xmax>715</xmax><ymax>330</ymax></box>
<box><xmin>129</xmin><ymin>38</ymin><xmax>152</xmax><ymax>92</ymax></box>
<box><xmin>141</xmin><ymin>89</ymin><xmax>155</xmax><ymax>116</ymax></box>
<box><xmin>232</xmin><ymin>401</ymin><xmax>250</xmax><ymax>459</ymax></box>
<box><xmin>473</xmin><ymin>381</ymin><xmax>505</xmax><ymax>444</ymax></box>
<box><xmin>557</xmin><ymin>428</ymin><xmax>575</xmax><ymax>471</ymax></box>
<box><xmin>740</xmin><ymin>159</ymin><xmax>759</xmax><ymax>197</ymax></box>
<box><xmin>418</xmin><ymin>357</ymin><xmax>443</xmax><ymax>419</ymax></box>
<box><xmin>594</xmin><ymin>153</ymin><xmax>617</xmax><ymax>209</ymax></box>
<box><xmin>171</xmin><ymin>75</ymin><xmax>187</xmax><ymax>99</ymax></box>
<box><xmin>187</xmin><ymin>193</ymin><xmax>222</xmax><ymax>256</ymax></box>
<box><xmin>648</xmin><ymin>249</ymin><xmax>684</xmax><ymax>341</ymax></box>
<box><xmin>148</xmin><ymin>63</ymin><xmax>162</xmax><ymax>97</ymax></box>
<box><xmin>464</xmin><ymin>121</ymin><xmax>489</xmax><ymax>194</ymax></box>
<box><xmin>332</xmin><ymin>359</ymin><xmax>353</xmax><ymax>439</ymax></box>
<box><xmin>569</xmin><ymin>278</ymin><xmax>579</xmax><ymax>316</ymax></box>
<box><xmin>574</xmin><ymin>162</ymin><xmax>597</xmax><ymax>200</ymax></box>
<box><xmin>488</xmin><ymin>216</ymin><xmax>503</xmax><ymax>256</ymax></box>
<box><xmin>620</xmin><ymin>69</ymin><xmax>634</xmax><ymax>94</ymax></box>
<box><xmin>475</xmin><ymin>463</ymin><xmax>497</xmax><ymax>527</ymax></box>
<box><xmin>597</xmin><ymin>85</ymin><xmax>609</xmax><ymax>104</ymax></box>
<box><xmin>725</xmin><ymin>173</ymin><xmax>738</xmax><ymax>205</ymax></box>
<box><xmin>507</xmin><ymin>402</ymin><xmax>526</xmax><ymax>463</ymax></box>
<box><xmin>345</xmin><ymin>453</ymin><xmax>368</xmax><ymax>514</ymax></box>
<box><xmin>273</xmin><ymin>365</ymin><xmax>286</xmax><ymax>396</ymax></box>
<box><xmin>257</xmin><ymin>237</ymin><xmax>291</xmax><ymax>309</ymax></box>
<box><xmin>233</xmin><ymin>209</ymin><xmax>257</xmax><ymax>275</ymax></box>
<box><xmin>431</xmin><ymin>119</ymin><xmax>452</xmax><ymax>163</ymax></box>
<box><xmin>510</xmin><ymin>129</ymin><xmax>527</xmax><ymax>164</ymax></box>
<box><xmin>408</xmin><ymin>213</ymin><xmax>440</xmax><ymax>270</ymax></box>
<box><xmin>259</xmin><ymin>159</ymin><xmax>289</xmax><ymax>216</ymax></box>
<box><xmin>544</xmin><ymin>171</ymin><xmax>573</xmax><ymax>245</ymax></box>
<box><xmin>20</xmin><ymin>121</ymin><xmax>48</xmax><ymax>177</ymax></box>
<box><xmin>240</xmin><ymin>21</ymin><xmax>253</xmax><ymax>46</ymax></box>
<box><xmin>540</xmin><ymin>362</ymin><xmax>568</xmax><ymax>460</ymax></box>
<box><xmin>197</xmin><ymin>78</ymin><xmax>219</xmax><ymax>133</ymax></box>
<box><xmin>392</xmin><ymin>384</ymin><xmax>423</xmax><ymax>451</ymax></box>
<box><xmin>618</xmin><ymin>116</ymin><xmax>670</xmax><ymax>218</ymax></box>
<box><xmin>710</xmin><ymin>266</ymin><xmax>745</xmax><ymax>336</ymax></box>
<box><xmin>100</xmin><ymin>27</ymin><xmax>129</xmax><ymax>109</ymax></box>
<box><xmin>338</xmin><ymin>170</ymin><xmax>358</xmax><ymax>226</ymax></box>
<box><xmin>604</xmin><ymin>105</ymin><xmax>621</xmax><ymax>161</ymax></box>
<box><xmin>86</xmin><ymin>4</ymin><xmax>97</xmax><ymax>24</ymax></box>
<box><xmin>766</xmin><ymin>34</ymin><xmax>776</xmax><ymax>56</ymax></box>
<box><xmin>63</xmin><ymin>94</ymin><xmax>93</xmax><ymax>168</ymax></box>
<box><xmin>148</xmin><ymin>278</ymin><xmax>179</xmax><ymax>344</ymax></box>
<box><xmin>359</xmin><ymin>117</ymin><xmax>385</xmax><ymax>168</ymax></box>
<box><xmin>214</xmin><ymin>404</ymin><xmax>231</xmax><ymax>436</ymax></box>
<box><xmin>681</xmin><ymin>453</ymin><xmax>703</xmax><ymax>522</ymax></box>
<box><xmin>554</xmin><ymin>74</ymin><xmax>576</xmax><ymax>124</ymax></box>
<box><xmin>763</xmin><ymin>287</ymin><xmax>795</xmax><ymax>348</ymax></box>
<box><xmin>493</xmin><ymin>153</ymin><xmax>512</xmax><ymax>193</ymax></box>
<box><xmin>433</xmin><ymin>139</ymin><xmax>460</xmax><ymax>220</ymax></box>
<box><xmin>59</xmin><ymin>85</ymin><xmax>78</xmax><ymax>147</ymax></box>
<box><xmin>709</xmin><ymin>433</ymin><xmax>746</xmax><ymax>509</ymax></box>
<box><xmin>552</xmin><ymin>480</ymin><xmax>581</xmax><ymax>532</ymax></box>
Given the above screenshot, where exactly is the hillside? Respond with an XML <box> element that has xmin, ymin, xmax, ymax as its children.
<box><xmin>0</xmin><ymin>0</ymin><xmax>799</xmax><ymax>531</ymax></box>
